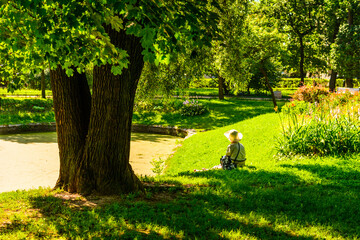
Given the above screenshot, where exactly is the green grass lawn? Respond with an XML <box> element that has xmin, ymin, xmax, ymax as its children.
<box><xmin>0</xmin><ymin>97</ymin><xmax>55</xmax><ymax>125</ymax></box>
<box><xmin>133</xmin><ymin>98</ymin><xmax>284</xmax><ymax>131</ymax></box>
<box><xmin>1</xmin><ymin>96</ymin><xmax>360</xmax><ymax>239</ymax></box>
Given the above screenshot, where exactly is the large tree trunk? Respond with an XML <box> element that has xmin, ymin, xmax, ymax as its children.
<box><xmin>260</xmin><ymin>65</ymin><xmax>277</xmax><ymax>109</ymax></box>
<box><xmin>50</xmin><ymin>66</ymin><xmax>91</xmax><ymax>192</ymax></box>
<box><xmin>329</xmin><ymin>70</ymin><xmax>337</xmax><ymax>92</ymax></box>
<box><xmin>218</xmin><ymin>76</ymin><xmax>225</xmax><ymax>100</ymax></box>
<box><xmin>82</xmin><ymin>25</ymin><xmax>144</xmax><ymax>194</ymax></box>
<box><xmin>51</xmin><ymin>26</ymin><xmax>144</xmax><ymax>195</ymax></box>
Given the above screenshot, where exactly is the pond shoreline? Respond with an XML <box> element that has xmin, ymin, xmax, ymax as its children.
<box><xmin>0</xmin><ymin>122</ymin><xmax>196</xmax><ymax>138</ymax></box>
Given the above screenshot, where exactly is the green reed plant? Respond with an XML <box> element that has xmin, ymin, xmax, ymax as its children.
<box><xmin>277</xmin><ymin>93</ymin><xmax>360</xmax><ymax>157</ymax></box>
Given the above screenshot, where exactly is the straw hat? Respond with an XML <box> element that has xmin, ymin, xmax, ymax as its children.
<box><xmin>224</xmin><ymin>129</ymin><xmax>243</xmax><ymax>142</ymax></box>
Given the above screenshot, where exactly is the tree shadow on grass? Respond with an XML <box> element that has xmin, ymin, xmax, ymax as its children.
<box><xmin>176</xmin><ymin>166</ymin><xmax>360</xmax><ymax>238</ymax></box>
<box><xmin>18</xmin><ymin>190</ymin><xmax>313</xmax><ymax>240</ymax></box>
<box><xmin>4</xmin><ymin>164</ymin><xmax>358</xmax><ymax>239</ymax></box>
<box><xmin>1</xmin><ymin>170</ymin><xmax>329</xmax><ymax>239</ymax></box>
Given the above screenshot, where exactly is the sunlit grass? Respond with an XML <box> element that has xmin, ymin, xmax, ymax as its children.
<box><xmin>0</xmin><ymin>88</ymin><xmax>52</xmax><ymax>97</ymax></box>
<box><xmin>1</xmin><ymin>94</ymin><xmax>360</xmax><ymax>239</ymax></box>
<box><xmin>133</xmin><ymin>98</ymin><xmax>284</xmax><ymax>131</ymax></box>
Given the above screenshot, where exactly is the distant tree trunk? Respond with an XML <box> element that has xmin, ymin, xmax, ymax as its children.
<box><xmin>41</xmin><ymin>70</ymin><xmax>46</xmax><ymax>98</ymax></box>
<box><xmin>328</xmin><ymin>19</ymin><xmax>341</xmax><ymax>92</ymax></box>
<box><xmin>299</xmin><ymin>36</ymin><xmax>305</xmax><ymax>87</ymax></box>
<box><xmin>260</xmin><ymin>64</ymin><xmax>277</xmax><ymax>109</ymax></box>
<box><xmin>223</xmin><ymin>81</ymin><xmax>230</xmax><ymax>95</ymax></box>
<box><xmin>52</xmin><ymin>25</ymin><xmax>144</xmax><ymax>195</ymax></box>
<box><xmin>345</xmin><ymin>78</ymin><xmax>354</xmax><ymax>88</ymax></box>
<box><xmin>329</xmin><ymin>70</ymin><xmax>338</xmax><ymax>92</ymax></box>
<box><xmin>344</xmin><ymin>8</ymin><xmax>354</xmax><ymax>88</ymax></box>
<box><xmin>218</xmin><ymin>76</ymin><xmax>225</xmax><ymax>100</ymax></box>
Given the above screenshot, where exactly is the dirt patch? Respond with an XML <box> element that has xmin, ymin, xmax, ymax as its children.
<box><xmin>0</xmin><ymin>132</ymin><xmax>181</xmax><ymax>193</ymax></box>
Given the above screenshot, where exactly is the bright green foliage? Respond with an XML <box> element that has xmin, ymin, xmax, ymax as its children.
<box><xmin>0</xmin><ymin>0</ymin><xmax>220</xmax><ymax>83</ymax></box>
<box><xmin>136</xmin><ymin>0</ymin><xmax>250</xmax><ymax>98</ymax></box>
<box><xmin>269</xmin><ymin>0</ymin><xmax>324</xmax><ymax>81</ymax></box>
<box><xmin>239</xmin><ymin>1</ymin><xmax>285</xmax><ymax>92</ymax></box>
<box><xmin>332</xmin><ymin>25</ymin><xmax>360</xmax><ymax>78</ymax></box>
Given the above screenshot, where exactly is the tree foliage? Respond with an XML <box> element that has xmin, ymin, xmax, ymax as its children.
<box><xmin>0</xmin><ymin>0</ymin><xmax>219</xmax><ymax>79</ymax></box>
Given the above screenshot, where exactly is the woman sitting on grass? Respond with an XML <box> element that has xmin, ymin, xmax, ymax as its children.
<box><xmin>194</xmin><ymin>129</ymin><xmax>246</xmax><ymax>171</ymax></box>
<box><xmin>224</xmin><ymin>129</ymin><xmax>246</xmax><ymax>168</ymax></box>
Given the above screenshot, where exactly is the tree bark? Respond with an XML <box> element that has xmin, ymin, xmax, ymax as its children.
<box><xmin>329</xmin><ymin>70</ymin><xmax>337</xmax><ymax>92</ymax></box>
<box><xmin>223</xmin><ymin>82</ymin><xmax>230</xmax><ymax>95</ymax></box>
<box><xmin>41</xmin><ymin>70</ymin><xmax>46</xmax><ymax>99</ymax></box>
<box><xmin>299</xmin><ymin>36</ymin><xmax>305</xmax><ymax>87</ymax></box>
<box><xmin>344</xmin><ymin>7</ymin><xmax>354</xmax><ymax>88</ymax></box>
<box><xmin>260</xmin><ymin>65</ymin><xmax>277</xmax><ymax>109</ymax></box>
<box><xmin>218</xmin><ymin>76</ymin><xmax>225</xmax><ymax>100</ymax></box>
<box><xmin>51</xmin><ymin>26</ymin><xmax>145</xmax><ymax>195</ymax></box>
<box><xmin>345</xmin><ymin>78</ymin><xmax>354</xmax><ymax>88</ymax></box>
<box><xmin>50</xmin><ymin>66</ymin><xmax>91</xmax><ymax>193</ymax></box>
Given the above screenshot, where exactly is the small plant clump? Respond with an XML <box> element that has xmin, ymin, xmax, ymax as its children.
<box><xmin>291</xmin><ymin>85</ymin><xmax>329</xmax><ymax>103</ymax></box>
<box><xmin>150</xmin><ymin>157</ymin><xmax>165</xmax><ymax>176</ymax></box>
<box><xmin>277</xmin><ymin>92</ymin><xmax>360</xmax><ymax>157</ymax></box>
<box><xmin>180</xmin><ymin>99</ymin><xmax>207</xmax><ymax>116</ymax></box>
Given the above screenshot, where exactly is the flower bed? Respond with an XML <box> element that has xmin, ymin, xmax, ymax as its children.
<box><xmin>277</xmin><ymin>92</ymin><xmax>360</xmax><ymax>157</ymax></box>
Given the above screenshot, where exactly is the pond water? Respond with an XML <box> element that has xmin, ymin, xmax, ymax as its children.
<box><xmin>0</xmin><ymin>132</ymin><xmax>180</xmax><ymax>193</ymax></box>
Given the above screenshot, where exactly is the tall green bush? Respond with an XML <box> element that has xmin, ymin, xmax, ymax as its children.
<box><xmin>277</xmin><ymin>92</ymin><xmax>360</xmax><ymax>157</ymax></box>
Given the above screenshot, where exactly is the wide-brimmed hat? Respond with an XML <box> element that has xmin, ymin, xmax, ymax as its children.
<box><xmin>224</xmin><ymin>129</ymin><xmax>243</xmax><ymax>142</ymax></box>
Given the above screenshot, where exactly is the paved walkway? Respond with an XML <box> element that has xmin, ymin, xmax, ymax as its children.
<box><xmin>0</xmin><ymin>132</ymin><xmax>180</xmax><ymax>193</ymax></box>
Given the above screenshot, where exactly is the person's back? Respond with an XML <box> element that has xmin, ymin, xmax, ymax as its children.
<box><xmin>224</xmin><ymin>129</ymin><xmax>246</xmax><ymax>167</ymax></box>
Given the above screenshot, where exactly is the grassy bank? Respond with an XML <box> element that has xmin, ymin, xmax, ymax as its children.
<box><xmin>1</xmin><ymin>97</ymin><xmax>360</xmax><ymax>239</ymax></box>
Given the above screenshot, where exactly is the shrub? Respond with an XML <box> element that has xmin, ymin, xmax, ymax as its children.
<box><xmin>134</xmin><ymin>98</ymin><xmax>183</xmax><ymax>113</ymax></box>
<box><xmin>180</xmin><ymin>99</ymin><xmax>207</xmax><ymax>116</ymax></box>
<box><xmin>276</xmin><ymin>78</ymin><xmax>359</xmax><ymax>88</ymax></box>
<box><xmin>276</xmin><ymin>115</ymin><xmax>360</xmax><ymax>157</ymax></box>
<box><xmin>291</xmin><ymin>85</ymin><xmax>329</xmax><ymax>103</ymax></box>
<box><xmin>277</xmin><ymin>92</ymin><xmax>360</xmax><ymax>157</ymax></box>
<box><xmin>281</xmin><ymin>100</ymin><xmax>311</xmax><ymax>115</ymax></box>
